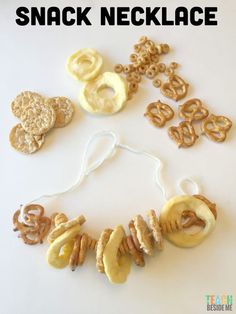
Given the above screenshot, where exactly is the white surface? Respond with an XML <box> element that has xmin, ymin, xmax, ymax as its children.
<box><xmin>0</xmin><ymin>1</ymin><xmax>236</xmax><ymax>314</ymax></box>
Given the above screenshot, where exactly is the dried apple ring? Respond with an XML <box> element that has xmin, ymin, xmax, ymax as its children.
<box><xmin>79</xmin><ymin>72</ymin><xmax>128</xmax><ymax>115</ymax></box>
<box><xmin>103</xmin><ymin>225</ymin><xmax>131</xmax><ymax>284</ymax></box>
<box><xmin>160</xmin><ymin>195</ymin><xmax>216</xmax><ymax>248</ymax></box>
<box><xmin>47</xmin><ymin>224</ymin><xmax>81</xmax><ymax>268</ymax></box>
<box><xmin>66</xmin><ymin>48</ymin><xmax>103</xmax><ymax>81</ymax></box>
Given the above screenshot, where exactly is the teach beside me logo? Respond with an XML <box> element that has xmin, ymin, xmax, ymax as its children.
<box><xmin>206</xmin><ymin>295</ymin><xmax>233</xmax><ymax>311</ymax></box>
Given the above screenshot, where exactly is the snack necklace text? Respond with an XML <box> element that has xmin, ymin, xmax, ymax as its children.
<box><xmin>13</xmin><ymin>131</ymin><xmax>217</xmax><ymax>284</ymax></box>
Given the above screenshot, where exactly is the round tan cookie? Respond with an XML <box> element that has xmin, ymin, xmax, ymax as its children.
<box><xmin>133</xmin><ymin>215</ymin><xmax>154</xmax><ymax>256</ymax></box>
<box><xmin>21</xmin><ymin>102</ymin><xmax>56</xmax><ymax>135</ymax></box>
<box><xmin>11</xmin><ymin>91</ymin><xmax>44</xmax><ymax>119</ymax></box>
<box><xmin>147</xmin><ymin>210</ymin><xmax>163</xmax><ymax>250</ymax></box>
<box><xmin>45</xmin><ymin>97</ymin><xmax>74</xmax><ymax>128</ymax></box>
<box><xmin>9</xmin><ymin>124</ymin><xmax>45</xmax><ymax>154</ymax></box>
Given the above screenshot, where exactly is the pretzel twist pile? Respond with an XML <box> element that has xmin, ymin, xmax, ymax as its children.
<box><xmin>13</xmin><ymin>204</ymin><xmax>51</xmax><ymax>245</ymax></box>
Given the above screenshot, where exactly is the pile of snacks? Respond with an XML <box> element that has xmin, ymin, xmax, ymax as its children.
<box><xmin>13</xmin><ymin>194</ymin><xmax>217</xmax><ymax>284</ymax></box>
<box><xmin>144</xmin><ymin>98</ymin><xmax>232</xmax><ymax>148</ymax></box>
<box><xmin>13</xmin><ymin>204</ymin><xmax>51</xmax><ymax>245</ymax></box>
<box><xmin>10</xmin><ymin>91</ymin><xmax>75</xmax><ymax>154</ymax></box>
<box><xmin>67</xmin><ymin>48</ymin><xmax>127</xmax><ymax>115</ymax></box>
<box><xmin>114</xmin><ymin>35</ymin><xmax>189</xmax><ymax>101</ymax></box>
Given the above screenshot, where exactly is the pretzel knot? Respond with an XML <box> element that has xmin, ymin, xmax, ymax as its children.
<box><xmin>182</xmin><ymin>195</ymin><xmax>217</xmax><ymax>228</ymax></box>
<box><xmin>202</xmin><ymin>114</ymin><xmax>232</xmax><ymax>142</ymax></box>
<box><xmin>144</xmin><ymin>101</ymin><xmax>174</xmax><ymax>128</ymax></box>
<box><xmin>179</xmin><ymin>98</ymin><xmax>209</xmax><ymax>122</ymax></box>
<box><xmin>13</xmin><ymin>204</ymin><xmax>51</xmax><ymax>245</ymax></box>
<box><xmin>161</xmin><ymin>74</ymin><xmax>189</xmax><ymax>101</ymax></box>
<box><xmin>168</xmin><ymin>121</ymin><xmax>198</xmax><ymax>148</ymax></box>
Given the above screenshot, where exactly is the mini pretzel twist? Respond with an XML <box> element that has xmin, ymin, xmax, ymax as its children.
<box><xmin>144</xmin><ymin>101</ymin><xmax>174</xmax><ymax>128</ymax></box>
<box><xmin>202</xmin><ymin>114</ymin><xmax>232</xmax><ymax>142</ymax></box>
<box><xmin>161</xmin><ymin>74</ymin><xmax>189</xmax><ymax>101</ymax></box>
<box><xmin>179</xmin><ymin>98</ymin><xmax>209</xmax><ymax>122</ymax></box>
<box><xmin>168</xmin><ymin>121</ymin><xmax>198</xmax><ymax>148</ymax></box>
<box><xmin>13</xmin><ymin>204</ymin><xmax>51</xmax><ymax>245</ymax></box>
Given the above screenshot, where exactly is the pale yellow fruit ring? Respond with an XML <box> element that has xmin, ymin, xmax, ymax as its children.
<box><xmin>103</xmin><ymin>225</ymin><xmax>131</xmax><ymax>284</ymax></box>
<box><xmin>66</xmin><ymin>48</ymin><xmax>103</xmax><ymax>81</ymax></box>
<box><xmin>160</xmin><ymin>195</ymin><xmax>216</xmax><ymax>248</ymax></box>
<box><xmin>79</xmin><ymin>72</ymin><xmax>128</xmax><ymax>115</ymax></box>
<box><xmin>47</xmin><ymin>224</ymin><xmax>81</xmax><ymax>268</ymax></box>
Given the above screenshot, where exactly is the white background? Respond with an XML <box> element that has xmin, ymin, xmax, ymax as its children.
<box><xmin>0</xmin><ymin>1</ymin><xmax>235</xmax><ymax>314</ymax></box>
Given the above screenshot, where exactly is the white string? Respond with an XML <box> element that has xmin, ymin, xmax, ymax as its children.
<box><xmin>177</xmin><ymin>177</ymin><xmax>200</xmax><ymax>195</ymax></box>
<box><xmin>20</xmin><ymin>130</ymin><xmax>200</xmax><ymax>224</ymax></box>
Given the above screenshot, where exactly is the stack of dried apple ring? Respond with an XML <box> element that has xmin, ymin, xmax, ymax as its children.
<box><xmin>67</xmin><ymin>48</ymin><xmax>128</xmax><ymax>115</ymax></box>
<box><xmin>12</xmin><ymin>194</ymin><xmax>217</xmax><ymax>284</ymax></box>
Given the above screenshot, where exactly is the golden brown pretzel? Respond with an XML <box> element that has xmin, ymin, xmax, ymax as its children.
<box><xmin>13</xmin><ymin>204</ymin><xmax>51</xmax><ymax>245</ymax></box>
<box><xmin>182</xmin><ymin>194</ymin><xmax>217</xmax><ymax>228</ymax></box>
<box><xmin>161</xmin><ymin>74</ymin><xmax>189</xmax><ymax>101</ymax></box>
<box><xmin>179</xmin><ymin>98</ymin><xmax>209</xmax><ymax>122</ymax></box>
<box><xmin>144</xmin><ymin>101</ymin><xmax>174</xmax><ymax>128</ymax></box>
<box><xmin>168</xmin><ymin>121</ymin><xmax>198</xmax><ymax>148</ymax></box>
<box><xmin>202</xmin><ymin>114</ymin><xmax>232</xmax><ymax>142</ymax></box>
<box><xmin>20</xmin><ymin>216</ymin><xmax>51</xmax><ymax>245</ymax></box>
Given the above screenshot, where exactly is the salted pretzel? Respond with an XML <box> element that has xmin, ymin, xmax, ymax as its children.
<box><xmin>161</xmin><ymin>74</ymin><xmax>189</xmax><ymax>101</ymax></box>
<box><xmin>168</xmin><ymin>121</ymin><xmax>198</xmax><ymax>148</ymax></box>
<box><xmin>179</xmin><ymin>98</ymin><xmax>209</xmax><ymax>122</ymax></box>
<box><xmin>13</xmin><ymin>204</ymin><xmax>51</xmax><ymax>245</ymax></box>
<box><xmin>202</xmin><ymin>114</ymin><xmax>232</xmax><ymax>142</ymax></box>
<box><xmin>144</xmin><ymin>100</ymin><xmax>174</xmax><ymax>128</ymax></box>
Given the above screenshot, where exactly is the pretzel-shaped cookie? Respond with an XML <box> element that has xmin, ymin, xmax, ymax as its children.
<box><xmin>179</xmin><ymin>98</ymin><xmax>209</xmax><ymax>122</ymax></box>
<box><xmin>168</xmin><ymin>121</ymin><xmax>198</xmax><ymax>148</ymax></box>
<box><xmin>161</xmin><ymin>74</ymin><xmax>189</xmax><ymax>101</ymax></box>
<box><xmin>144</xmin><ymin>101</ymin><xmax>174</xmax><ymax>128</ymax></box>
<box><xmin>13</xmin><ymin>204</ymin><xmax>51</xmax><ymax>245</ymax></box>
<box><xmin>202</xmin><ymin>114</ymin><xmax>232</xmax><ymax>142</ymax></box>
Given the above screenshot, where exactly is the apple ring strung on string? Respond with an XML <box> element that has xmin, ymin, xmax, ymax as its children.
<box><xmin>159</xmin><ymin>195</ymin><xmax>216</xmax><ymax>248</ymax></box>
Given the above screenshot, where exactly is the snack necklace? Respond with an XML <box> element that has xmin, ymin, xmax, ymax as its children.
<box><xmin>13</xmin><ymin>131</ymin><xmax>217</xmax><ymax>284</ymax></box>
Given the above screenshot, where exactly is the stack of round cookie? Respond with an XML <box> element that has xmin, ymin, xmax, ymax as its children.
<box><xmin>10</xmin><ymin>91</ymin><xmax>75</xmax><ymax>154</ymax></box>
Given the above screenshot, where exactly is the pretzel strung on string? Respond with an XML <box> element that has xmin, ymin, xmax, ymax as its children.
<box><xmin>168</xmin><ymin>121</ymin><xmax>198</xmax><ymax>148</ymax></box>
<box><xmin>12</xmin><ymin>131</ymin><xmax>218</xmax><ymax>284</ymax></box>
<box><xmin>13</xmin><ymin>204</ymin><xmax>51</xmax><ymax>245</ymax></box>
<box><xmin>144</xmin><ymin>101</ymin><xmax>174</xmax><ymax>128</ymax></box>
<box><xmin>44</xmin><ymin>194</ymin><xmax>216</xmax><ymax>267</ymax></box>
<box><xmin>179</xmin><ymin>98</ymin><xmax>209</xmax><ymax>122</ymax></box>
<box><xmin>202</xmin><ymin>114</ymin><xmax>232</xmax><ymax>142</ymax></box>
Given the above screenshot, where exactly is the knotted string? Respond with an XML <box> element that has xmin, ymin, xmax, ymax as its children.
<box><xmin>20</xmin><ymin>130</ymin><xmax>200</xmax><ymax>224</ymax></box>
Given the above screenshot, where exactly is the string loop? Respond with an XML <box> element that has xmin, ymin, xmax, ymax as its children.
<box><xmin>20</xmin><ymin>130</ymin><xmax>201</xmax><ymax>225</ymax></box>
